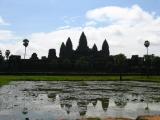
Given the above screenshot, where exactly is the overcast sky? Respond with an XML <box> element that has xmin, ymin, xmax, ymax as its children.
<box><xmin>0</xmin><ymin>0</ymin><xmax>160</xmax><ymax>58</ymax></box>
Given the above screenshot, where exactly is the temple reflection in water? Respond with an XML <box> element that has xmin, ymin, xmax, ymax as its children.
<box><xmin>0</xmin><ymin>81</ymin><xmax>160</xmax><ymax>120</ymax></box>
<box><xmin>49</xmin><ymin>94</ymin><xmax>110</xmax><ymax>118</ymax></box>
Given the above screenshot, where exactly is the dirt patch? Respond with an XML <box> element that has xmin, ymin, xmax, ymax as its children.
<box><xmin>81</xmin><ymin>117</ymin><xmax>132</xmax><ymax>120</ymax></box>
<box><xmin>81</xmin><ymin>116</ymin><xmax>160</xmax><ymax>120</ymax></box>
<box><xmin>103</xmin><ymin>118</ymin><xmax>133</xmax><ymax>120</ymax></box>
<box><xmin>136</xmin><ymin>115</ymin><xmax>160</xmax><ymax>120</ymax></box>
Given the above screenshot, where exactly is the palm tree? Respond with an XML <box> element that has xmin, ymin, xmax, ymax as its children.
<box><xmin>144</xmin><ymin>40</ymin><xmax>150</xmax><ymax>56</ymax></box>
<box><xmin>144</xmin><ymin>40</ymin><xmax>150</xmax><ymax>78</ymax></box>
<box><xmin>5</xmin><ymin>50</ymin><xmax>10</xmax><ymax>60</ymax></box>
<box><xmin>23</xmin><ymin>39</ymin><xmax>29</xmax><ymax>59</ymax></box>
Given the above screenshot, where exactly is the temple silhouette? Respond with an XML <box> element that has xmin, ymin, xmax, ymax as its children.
<box><xmin>0</xmin><ymin>32</ymin><xmax>159</xmax><ymax>74</ymax></box>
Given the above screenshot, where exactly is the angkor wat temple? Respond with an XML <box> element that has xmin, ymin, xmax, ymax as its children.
<box><xmin>0</xmin><ymin>32</ymin><xmax>160</xmax><ymax>74</ymax></box>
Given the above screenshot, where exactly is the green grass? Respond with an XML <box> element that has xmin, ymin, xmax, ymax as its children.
<box><xmin>0</xmin><ymin>75</ymin><xmax>160</xmax><ymax>86</ymax></box>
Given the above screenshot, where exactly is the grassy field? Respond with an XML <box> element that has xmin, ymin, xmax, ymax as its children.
<box><xmin>0</xmin><ymin>75</ymin><xmax>160</xmax><ymax>86</ymax></box>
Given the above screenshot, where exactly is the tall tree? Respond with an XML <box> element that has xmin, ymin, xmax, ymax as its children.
<box><xmin>66</xmin><ymin>37</ymin><xmax>73</xmax><ymax>58</ymax></box>
<box><xmin>102</xmin><ymin>39</ymin><xmax>110</xmax><ymax>56</ymax></box>
<box><xmin>23</xmin><ymin>39</ymin><xmax>29</xmax><ymax>59</ymax></box>
<box><xmin>59</xmin><ymin>42</ymin><xmax>66</xmax><ymax>58</ymax></box>
<box><xmin>5</xmin><ymin>50</ymin><xmax>10</xmax><ymax>60</ymax></box>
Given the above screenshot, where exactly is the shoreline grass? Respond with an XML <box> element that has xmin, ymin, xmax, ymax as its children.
<box><xmin>0</xmin><ymin>75</ymin><xmax>160</xmax><ymax>86</ymax></box>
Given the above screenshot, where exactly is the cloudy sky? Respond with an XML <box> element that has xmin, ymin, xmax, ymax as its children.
<box><xmin>0</xmin><ymin>0</ymin><xmax>160</xmax><ymax>58</ymax></box>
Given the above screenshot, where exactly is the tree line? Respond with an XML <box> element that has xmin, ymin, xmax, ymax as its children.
<box><xmin>0</xmin><ymin>32</ymin><xmax>160</xmax><ymax>74</ymax></box>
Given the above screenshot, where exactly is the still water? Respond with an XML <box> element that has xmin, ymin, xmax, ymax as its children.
<box><xmin>0</xmin><ymin>81</ymin><xmax>160</xmax><ymax>120</ymax></box>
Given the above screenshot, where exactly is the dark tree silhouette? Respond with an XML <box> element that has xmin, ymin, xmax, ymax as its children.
<box><xmin>152</xmin><ymin>56</ymin><xmax>160</xmax><ymax>74</ymax></box>
<box><xmin>0</xmin><ymin>50</ymin><xmax>4</xmax><ymax>62</ymax></box>
<box><xmin>5</xmin><ymin>50</ymin><xmax>10</xmax><ymax>60</ymax></box>
<box><xmin>23</xmin><ymin>39</ymin><xmax>29</xmax><ymax>59</ymax></box>
<box><xmin>114</xmin><ymin>54</ymin><xmax>126</xmax><ymax>80</ymax></box>
<box><xmin>0</xmin><ymin>50</ymin><xmax>2</xmax><ymax>56</ymax></box>
<box><xmin>30</xmin><ymin>53</ymin><xmax>38</xmax><ymax>60</ymax></box>
<box><xmin>65</xmin><ymin>37</ymin><xmax>73</xmax><ymax>58</ymax></box>
<box><xmin>9</xmin><ymin>55</ymin><xmax>21</xmax><ymax>61</ymax></box>
<box><xmin>41</xmin><ymin>56</ymin><xmax>47</xmax><ymax>60</ymax></box>
<box><xmin>59</xmin><ymin>42</ymin><xmax>66</xmax><ymax>58</ymax></box>
<box><xmin>101</xmin><ymin>39</ymin><xmax>109</xmax><ymax>56</ymax></box>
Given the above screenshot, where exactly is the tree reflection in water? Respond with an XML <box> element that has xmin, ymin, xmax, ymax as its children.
<box><xmin>114</xmin><ymin>94</ymin><xmax>128</xmax><ymax>108</ymax></box>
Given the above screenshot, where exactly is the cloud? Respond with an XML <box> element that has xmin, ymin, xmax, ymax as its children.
<box><xmin>0</xmin><ymin>30</ymin><xmax>18</xmax><ymax>41</ymax></box>
<box><xmin>0</xmin><ymin>16</ymin><xmax>10</xmax><ymax>25</ymax></box>
<box><xmin>28</xmin><ymin>28</ymin><xmax>83</xmax><ymax>58</ymax></box>
<box><xmin>57</xmin><ymin>25</ymin><xmax>71</xmax><ymax>30</ymax></box>
<box><xmin>1</xmin><ymin>5</ymin><xmax>160</xmax><ymax>58</ymax></box>
<box><xmin>0</xmin><ymin>30</ymin><xmax>22</xmax><ymax>57</ymax></box>
<box><xmin>26</xmin><ymin>5</ymin><xmax>159</xmax><ymax>58</ymax></box>
<box><xmin>86</xmin><ymin>5</ymin><xmax>154</xmax><ymax>26</ymax></box>
<box><xmin>62</xmin><ymin>16</ymin><xmax>81</xmax><ymax>25</ymax></box>
<box><xmin>85</xmin><ymin>21</ymin><xmax>97</xmax><ymax>26</ymax></box>
<box><xmin>83</xmin><ymin>4</ymin><xmax>160</xmax><ymax>56</ymax></box>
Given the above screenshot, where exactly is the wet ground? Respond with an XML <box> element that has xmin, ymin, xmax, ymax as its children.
<box><xmin>0</xmin><ymin>81</ymin><xmax>160</xmax><ymax>120</ymax></box>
